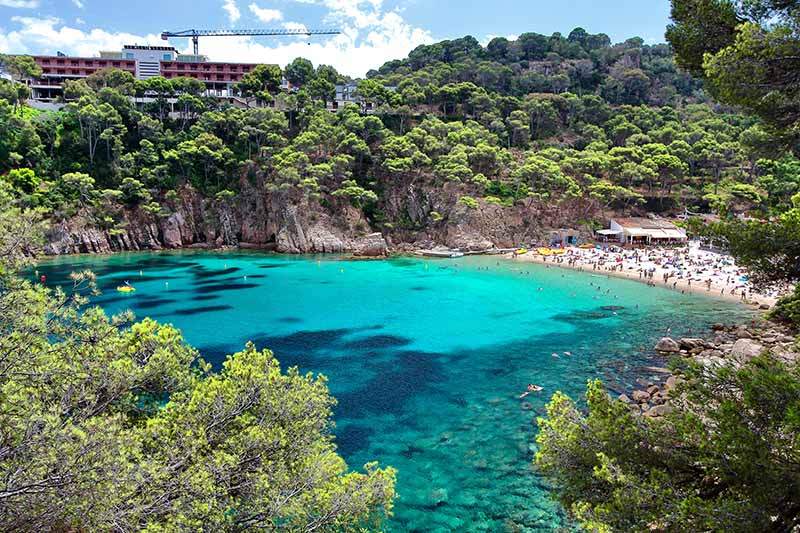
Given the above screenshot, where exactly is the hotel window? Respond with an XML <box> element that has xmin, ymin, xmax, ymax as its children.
<box><xmin>125</xmin><ymin>53</ymin><xmax>134</xmax><ymax>59</ymax></box>
<box><xmin>163</xmin><ymin>53</ymin><xmax>171</xmax><ymax>61</ymax></box>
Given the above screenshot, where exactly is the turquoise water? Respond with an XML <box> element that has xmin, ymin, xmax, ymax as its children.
<box><xmin>35</xmin><ymin>252</ymin><xmax>751</xmax><ymax>531</ymax></box>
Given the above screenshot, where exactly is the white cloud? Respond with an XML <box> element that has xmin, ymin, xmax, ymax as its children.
<box><xmin>248</xmin><ymin>3</ymin><xmax>283</xmax><ymax>23</ymax></box>
<box><xmin>0</xmin><ymin>1</ymin><xmax>435</xmax><ymax>77</ymax></box>
<box><xmin>0</xmin><ymin>16</ymin><xmax>164</xmax><ymax>57</ymax></box>
<box><xmin>222</xmin><ymin>0</ymin><xmax>240</xmax><ymax>23</ymax></box>
<box><xmin>282</xmin><ymin>21</ymin><xmax>309</xmax><ymax>40</ymax></box>
<box><xmin>71</xmin><ymin>0</ymin><xmax>84</xmax><ymax>8</ymax></box>
<box><xmin>75</xmin><ymin>17</ymin><xmax>85</xmax><ymax>24</ymax></box>
<box><xmin>0</xmin><ymin>0</ymin><xmax>39</xmax><ymax>7</ymax></box>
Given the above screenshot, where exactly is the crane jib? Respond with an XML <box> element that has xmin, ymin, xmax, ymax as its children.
<box><xmin>159</xmin><ymin>28</ymin><xmax>342</xmax><ymax>55</ymax></box>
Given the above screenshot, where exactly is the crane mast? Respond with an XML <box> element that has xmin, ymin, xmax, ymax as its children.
<box><xmin>160</xmin><ymin>28</ymin><xmax>342</xmax><ymax>55</ymax></box>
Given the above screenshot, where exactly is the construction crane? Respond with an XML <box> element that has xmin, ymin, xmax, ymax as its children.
<box><xmin>160</xmin><ymin>28</ymin><xmax>342</xmax><ymax>56</ymax></box>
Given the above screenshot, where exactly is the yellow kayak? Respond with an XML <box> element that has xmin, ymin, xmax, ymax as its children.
<box><xmin>537</xmin><ymin>248</ymin><xmax>552</xmax><ymax>256</ymax></box>
<box><xmin>116</xmin><ymin>286</ymin><xmax>136</xmax><ymax>293</ymax></box>
<box><xmin>515</xmin><ymin>248</ymin><xmax>527</xmax><ymax>255</ymax></box>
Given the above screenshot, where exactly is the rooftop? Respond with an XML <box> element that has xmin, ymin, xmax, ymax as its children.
<box><xmin>123</xmin><ymin>44</ymin><xmax>178</xmax><ymax>52</ymax></box>
<box><xmin>612</xmin><ymin>217</ymin><xmax>680</xmax><ymax>230</ymax></box>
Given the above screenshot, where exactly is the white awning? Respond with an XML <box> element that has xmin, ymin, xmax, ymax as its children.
<box><xmin>596</xmin><ymin>229</ymin><xmax>622</xmax><ymax>235</ymax></box>
<box><xmin>624</xmin><ymin>228</ymin><xmax>650</xmax><ymax>237</ymax></box>
<box><xmin>661</xmin><ymin>229</ymin><xmax>688</xmax><ymax>239</ymax></box>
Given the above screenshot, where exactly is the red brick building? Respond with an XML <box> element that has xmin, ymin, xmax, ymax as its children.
<box><xmin>30</xmin><ymin>56</ymin><xmax>137</xmax><ymax>99</ymax></box>
<box><xmin>25</xmin><ymin>46</ymin><xmax>265</xmax><ymax>100</ymax></box>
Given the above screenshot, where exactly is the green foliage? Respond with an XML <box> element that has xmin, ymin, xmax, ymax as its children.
<box><xmin>536</xmin><ymin>352</ymin><xmax>800</xmax><ymax>531</ymax></box>
<box><xmin>667</xmin><ymin>0</ymin><xmax>800</xmax><ymax>150</ymax></box>
<box><xmin>771</xmin><ymin>285</ymin><xmax>800</xmax><ymax>328</ymax></box>
<box><xmin>0</xmin><ymin>185</ymin><xmax>396</xmax><ymax>531</ymax></box>
<box><xmin>0</xmin><ymin>28</ymin><xmax>797</xmax><ymax>245</ymax></box>
<box><xmin>332</xmin><ymin>179</ymin><xmax>378</xmax><ymax>206</ymax></box>
<box><xmin>0</xmin><ymin>54</ymin><xmax>42</xmax><ymax>80</ymax></box>
<box><xmin>705</xmin><ymin>207</ymin><xmax>800</xmax><ymax>288</ymax></box>
<box><xmin>458</xmin><ymin>195</ymin><xmax>479</xmax><ymax>209</ymax></box>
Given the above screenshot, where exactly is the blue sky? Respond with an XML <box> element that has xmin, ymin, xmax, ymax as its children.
<box><xmin>0</xmin><ymin>0</ymin><xmax>673</xmax><ymax>76</ymax></box>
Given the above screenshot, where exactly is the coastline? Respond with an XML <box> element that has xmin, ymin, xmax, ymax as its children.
<box><xmin>36</xmin><ymin>244</ymin><xmax>780</xmax><ymax>310</ymax></box>
<box><xmin>506</xmin><ymin>251</ymin><xmax>778</xmax><ymax>308</ymax></box>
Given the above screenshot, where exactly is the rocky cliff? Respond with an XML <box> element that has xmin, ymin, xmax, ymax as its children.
<box><xmin>43</xmin><ymin>180</ymin><xmax>596</xmax><ymax>257</ymax></box>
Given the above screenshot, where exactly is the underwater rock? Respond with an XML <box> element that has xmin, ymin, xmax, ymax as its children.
<box><xmin>426</xmin><ymin>488</ymin><xmax>449</xmax><ymax>508</ymax></box>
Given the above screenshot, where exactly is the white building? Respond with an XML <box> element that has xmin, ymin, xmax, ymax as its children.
<box><xmin>598</xmin><ymin>218</ymin><xmax>688</xmax><ymax>245</ymax></box>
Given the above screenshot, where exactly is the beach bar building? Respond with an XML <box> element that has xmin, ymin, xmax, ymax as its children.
<box><xmin>599</xmin><ymin>218</ymin><xmax>687</xmax><ymax>245</ymax></box>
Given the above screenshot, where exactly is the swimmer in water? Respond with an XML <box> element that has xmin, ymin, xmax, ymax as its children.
<box><xmin>519</xmin><ymin>384</ymin><xmax>544</xmax><ymax>398</ymax></box>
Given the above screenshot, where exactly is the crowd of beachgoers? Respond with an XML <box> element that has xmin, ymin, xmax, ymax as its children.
<box><xmin>510</xmin><ymin>241</ymin><xmax>783</xmax><ymax>307</ymax></box>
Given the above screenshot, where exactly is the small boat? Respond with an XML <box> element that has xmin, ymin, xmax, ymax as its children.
<box><xmin>116</xmin><ymin>285</ymin><xmax>136</xmax><ymax>293</ymax></box>
<box><xmin>537</xmin><ymin>247</ymin><xmax>553</xmax><ymax>256</ymax></box>
<box><xmin>418</xmin><ymin>249</ymin><xmax>464</xmax><ymax>258</ymax></box>
<box><xmin>514</xmin><ymin>248</ymin><xmax>528</xmax><ymax>255</ymax></box>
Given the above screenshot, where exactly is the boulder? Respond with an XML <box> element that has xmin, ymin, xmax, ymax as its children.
<box><xmin>650</xmin><ymin>393</ymin><xmax>662</xmax><ymax>404</ymax></box>
<box><xmin>665</xmin><ymin>375</ymin><xmax>684</xmax><ymax>391</ymax></box>
<box><xmin>632</xmin><ymin>390</ymin><xmax>651</xmax><ymax>403</ymax></box>
<box><xmin>644</xmin><ymin>404</ymin><xmax>673</xmax><ymax>417</ymax></box>
<box><xmin>679</xmin><ymin>338</ymin><xmax>708</xmax><ymax>351</ymax></box>
<box><xmin>655</xmin><ymin>337</ymin><xmax>680</xmax><ymax>353</ymax></box>
<box><xmin>731</xmin><ymin>338</ymin><xmax>764</xmax><ymax>360</ymax></box>
<box><xmin>646</xmin><ymin>385</ymin><xmax>660</xmax><ymax>395</ymax></box>
<box><xmin>353</xmin><ymin>232</ymin><xmax>388</xmax><ymax>257</ymax></box>
<box><xmin>618</xmin><ymin>394</ymin><xmax>632</xmax><ymax>404</ymax></box>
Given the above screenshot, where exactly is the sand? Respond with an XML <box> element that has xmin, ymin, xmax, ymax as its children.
<box><xmin>506</xmin><ymin>243</ymin><xmax>781</xmax><ymax>308</ymax></box>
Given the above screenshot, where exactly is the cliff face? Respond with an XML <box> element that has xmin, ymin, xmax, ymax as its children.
<box><xmin>43</xmin><ymin>180</ymin><xmax>597</xmax><ymax>256</ymax></box>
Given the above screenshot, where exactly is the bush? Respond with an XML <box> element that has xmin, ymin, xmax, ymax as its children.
<box><xmin>770</xmin><ymin>285</ymin><xmax>800</xmax><ymax>329</ymax></box>
<box><xmin>458</xmin><ymin>195</ymin><xmax>479</xmax><ymax>209</ymax></box>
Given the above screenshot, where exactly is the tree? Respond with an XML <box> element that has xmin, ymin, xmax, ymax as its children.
<box><xmin>85</xmin><ymin>68</ymin><xmax>136</xmax><ymax>95</ymax></box>
<box><xmin>236</xmin><ymin>64</ymin><xmax>282</xmax><ymax>105</ymax></box>
<box><xmin>0</xmin><ymin>184</ymin><xmax>397</xmax><ymax>531</ymax></box>
<box><xmin>69</xmin><ymin>96</ymin><xmax>126</xmax><ymax>169</ymax></box>
<box><xmin>308</xmin><ymin>76</ymin><xmax>335</xmax><ymax>106</ymax></box>
<box><xmin>706</xmin><ymin>206</ymin><xmax>800</xmax><ymax>289</ymax></box>
<box><xmin>0</xmin><ymin>80</ymin><xmax>31</xmax><ymax>111</ymax></box>
<box><xmin>0</xmin><ymin>54</ymin><xmax>42</xmax><ymax>81</ymax></box>
<box><xmin>667</xmin><ymin>0</ymin><xmax>800</xmax><ymax>148</ymax></box>
<box><xmin>284</xmin><ymin>58</ymin><xmax>315</xmax><ymax>87</ymax></box>
<box><xmin>536</xmin><ymin>356</ymin><xmax>800</xmax><ymax>532</ymax></box>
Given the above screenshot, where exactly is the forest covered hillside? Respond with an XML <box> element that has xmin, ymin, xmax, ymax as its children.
<box><xmin>0</xmin><ymin>27</ymin><xmax>798</xmax><ymax>255</ymax></box>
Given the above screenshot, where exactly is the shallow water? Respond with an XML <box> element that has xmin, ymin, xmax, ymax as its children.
<box><xmin>35</xmin><ymin>252</ymin><xmax>751</xmax><ymax>531</ymax></box>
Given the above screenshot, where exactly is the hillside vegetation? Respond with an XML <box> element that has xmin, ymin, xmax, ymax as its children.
<box><xmin>0</xmin><ymin>28</ymin><xmax>798</xmax><ymax>253</ymax></box>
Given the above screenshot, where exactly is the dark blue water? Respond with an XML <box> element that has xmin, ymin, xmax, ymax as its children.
<box><xmin>34</xmin><ymin>252</ymin><xmax>751</xmax><ymax>531</ymax></box>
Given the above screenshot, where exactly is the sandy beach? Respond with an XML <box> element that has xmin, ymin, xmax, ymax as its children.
<box><xmin>506</xmin><ymin>242</ymin><xmax>781</xmax><ymax>308</ymax></box>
